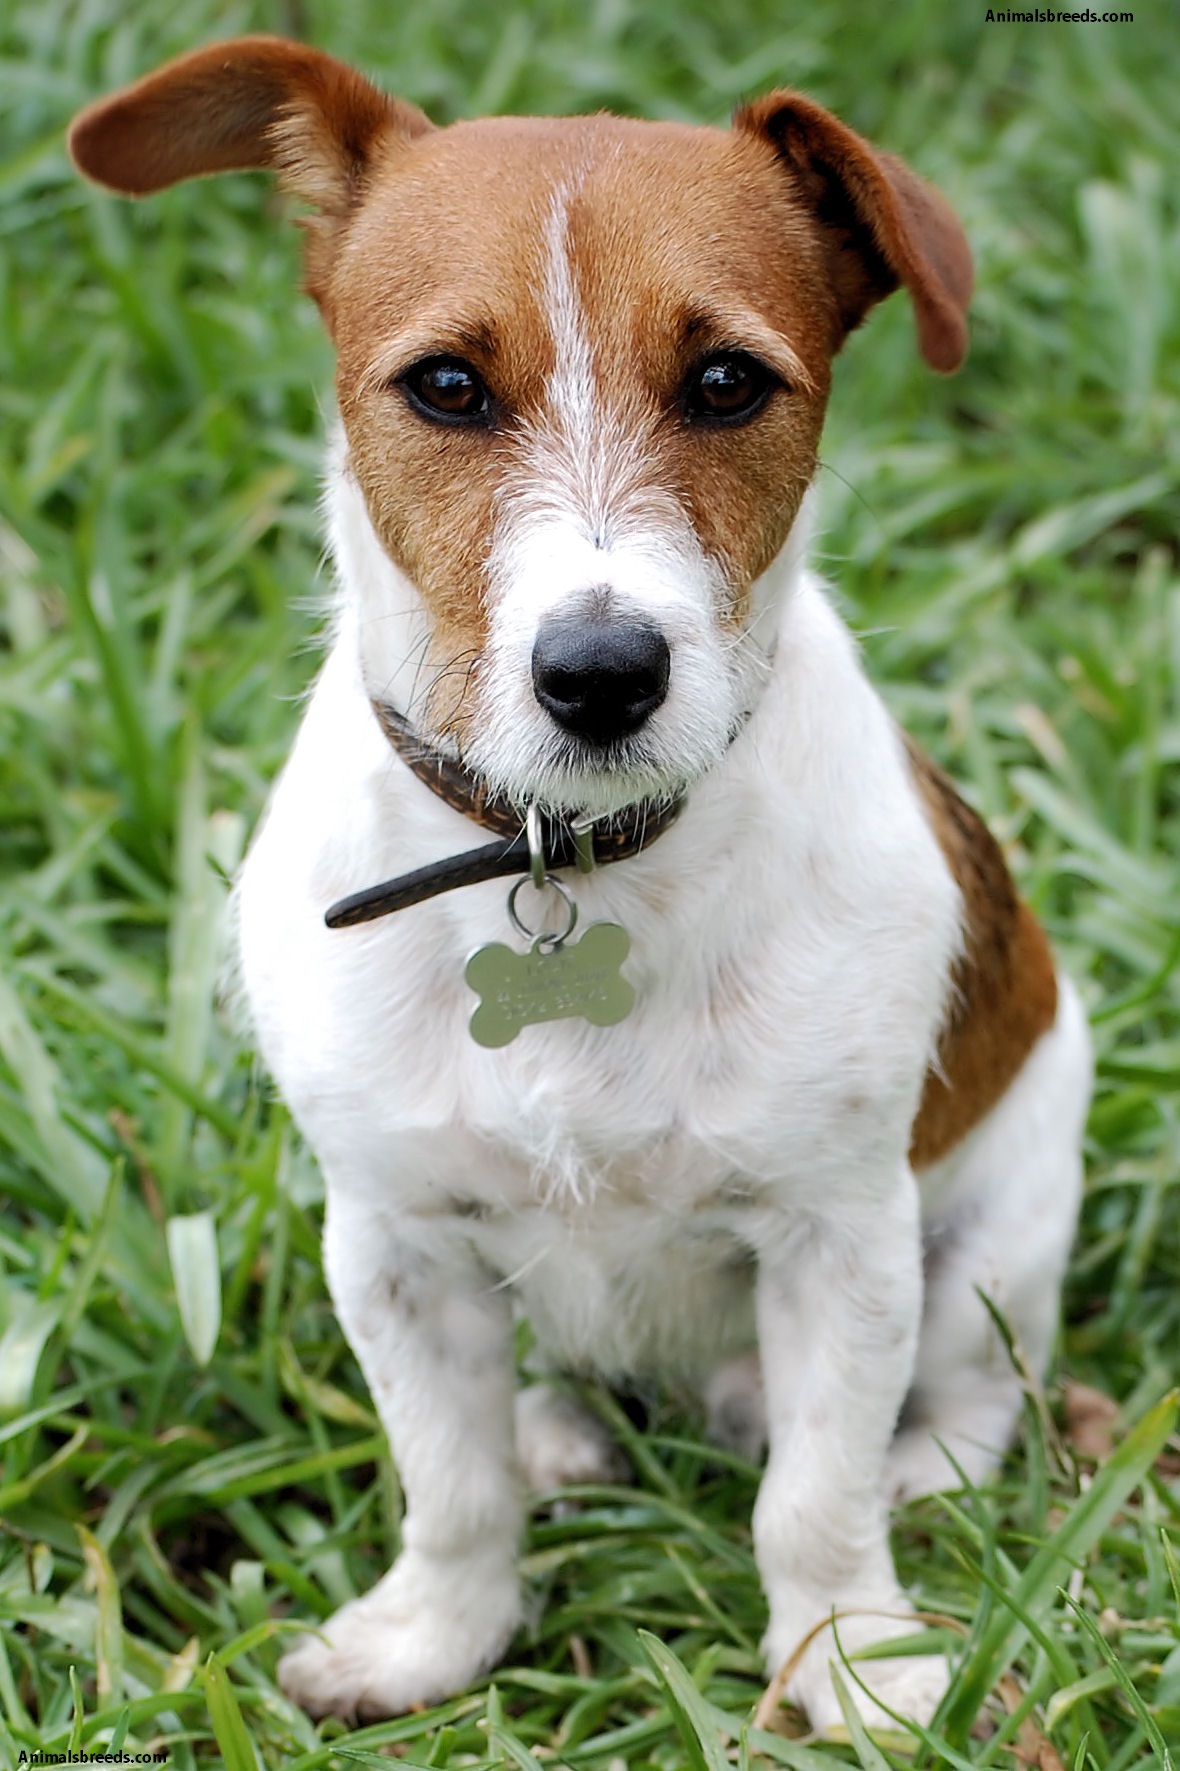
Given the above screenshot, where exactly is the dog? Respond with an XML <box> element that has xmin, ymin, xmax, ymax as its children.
<box><xmin>70</xmin><ymin>38</ymin><xmax>1092</xmax><ymax>1734</ymax></box>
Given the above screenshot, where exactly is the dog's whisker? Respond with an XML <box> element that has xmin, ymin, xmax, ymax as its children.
<box><xmin>407</xmin><ymin>647</ymin><xmax>480</xmax><ymax>726</ymax></box>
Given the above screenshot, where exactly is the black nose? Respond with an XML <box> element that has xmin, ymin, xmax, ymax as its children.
<box><xmin>531</xmin><ymin>617</ymin><xmax>671</xmax><ymax>746</ymax></box>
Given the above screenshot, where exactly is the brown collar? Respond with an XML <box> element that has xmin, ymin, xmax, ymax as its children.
<box><xmin>323</xmin><ymin>701</ymin><xmax>682</xmax><ymax>929</ymax></box>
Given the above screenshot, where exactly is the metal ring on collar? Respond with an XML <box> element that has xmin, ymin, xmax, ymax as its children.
<box><xmin>507</xmin><ymin>873</ymin><xmax>579</xmax><ymax>948</ymax></box>
<box><xmin>526</xmin><ymin>803</ymin><xmax>546</xmax><ymax>891</ymax></box>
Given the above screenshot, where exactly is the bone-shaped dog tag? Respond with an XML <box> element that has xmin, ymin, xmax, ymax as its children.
<box><xmin>465</xmin><ymin>922</ymin><xmax>634</xmax><ymax>1048</ymax></box>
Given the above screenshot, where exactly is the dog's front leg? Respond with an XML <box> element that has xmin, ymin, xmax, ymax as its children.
<box><xmin>754</xmin><ymin>1167</ymin><xmax>948</xmax><ymax>1734</ymax></box>
<box><xmin>278</xmin><ymin>1192</ymin><xmax>523</xmax><ymax>1720</ymax></box>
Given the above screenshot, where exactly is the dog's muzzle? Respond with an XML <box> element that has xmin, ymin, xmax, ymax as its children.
<box><xmin>531</xmin><ymin>615</ymin><xmax>670</xmax><ymax>747</ymax></box>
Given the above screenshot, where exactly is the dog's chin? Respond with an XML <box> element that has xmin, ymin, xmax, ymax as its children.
<box><xmin>468</xmin><ymin>729</ymin><xmax>719</xmax><ymax>820</ymax></box>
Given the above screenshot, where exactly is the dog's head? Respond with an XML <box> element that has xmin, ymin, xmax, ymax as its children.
<box><xmin>70</xmin><ymin>38</ymin><xmax>970</xmax><ymax>816</ymax></box>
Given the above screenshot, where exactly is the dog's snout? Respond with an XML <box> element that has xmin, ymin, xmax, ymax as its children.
<box><xmin>531</xmin><ymin>616</ymin><xmax>671</xmax><ymax>746</ymax></box>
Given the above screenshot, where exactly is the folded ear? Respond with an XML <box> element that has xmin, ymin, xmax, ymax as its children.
<box><xmin>734</xmin><ymin>92</ymin><xmax>972</xmax><ymax>373</ymax></box>
<box><xmin>68</xmin><ymin>34</ymin><xmax>433</xmax><ymax>214</ymax></box>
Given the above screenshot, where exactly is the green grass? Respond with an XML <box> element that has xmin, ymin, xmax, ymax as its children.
<box><xmin>1</xmin><ymin>0</ymin><xmax>1178</xmax><ymax>1766</ymax></box>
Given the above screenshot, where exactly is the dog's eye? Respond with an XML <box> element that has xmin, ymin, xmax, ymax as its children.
<box><xmin>399</xmin><ymin>358</ymin><xmax>491</xmax><ymax>424</ymax></box>
<box><xmin>684</xmin><ymin>353</ymin><xmax>778</xmax><ymax>424</ymax></box>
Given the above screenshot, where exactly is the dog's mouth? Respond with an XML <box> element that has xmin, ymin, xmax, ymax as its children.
<box><xmin>513</xmin><ymin>735</ymin><xmax>687</xmax><ymax>820</ymax></box>
<box><xmin>404</xmin><ymin>693</ymin><xmax>688</xmax><ymax>821</ymax></box>
<box><xmin>458</xmin><ymin>704</ymin><xmax>733</xmax><ymax>822</ymax></box>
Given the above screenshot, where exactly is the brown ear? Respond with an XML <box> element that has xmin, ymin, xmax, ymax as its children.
<box><xmin>68</xmin><ymin>34</ymin><xmax>433</xmax><ymax>214</ymax></box>
<box><xmin>734</xmin><ymin>92</ymin><xmax>972</xmax><ymax>373</ymax></box>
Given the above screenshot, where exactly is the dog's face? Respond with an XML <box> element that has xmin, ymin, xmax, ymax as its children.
<box><xmin>70</xmin><ymin>37</ymin><xmax>970</xmax><ymax>815</ymax></box>
<box><xmin>334</xmin><ymin>116</ymin><xmax>837</xmax><ymax>814</ymax></box>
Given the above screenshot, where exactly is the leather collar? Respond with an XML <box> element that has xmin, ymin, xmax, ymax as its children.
<box><xmin>323</xmin><ymin>700</ymin><xmax>682</xmax><ymax>928</ymax></box>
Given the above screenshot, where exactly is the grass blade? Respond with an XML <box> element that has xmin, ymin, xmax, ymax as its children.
<box><xmin>1064</xmin><ymin>1597</ymin><xmax>1174</xmax><ymax>1769</ymax></box>
<box><xmin>939</xmin><ymin>1391</ymin><xmax>1178</xmax><ymax>1737</ymax></box>
<box><xmin>166</xmin><ymin>1209</ymin><xmax>222</xmax><ymax>1367</ymax></box>
<box><xmin>77</xmin><ymin>1525</ymin><xmax>125</xmax><ymax>1707</ymax></box>
<box><xmin>203</xmin><ymin>1655</ymin><xmax>260</xmax><ymax>1771</ymax></box>
<box><xmin>830</xmin><ymin>1664</ymin><xmax>894</xmax><ymax>1769</ymax></box>
<box><xmin>637</xmin><ymin>1630</ymin><xmax>729</xmax><ymax>1771</ymax></box>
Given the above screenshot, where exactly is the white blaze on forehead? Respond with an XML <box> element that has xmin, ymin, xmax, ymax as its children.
<box><xmin>515</xmin><ymin>184</ymin><xmax>662</xmax><ymax>544</ymax></box>
<box><xmin>467</xmin><ymin>183</ymin><xmax>764</xmax><ymax>814</ymax></box>
<box><xmin>541</xmin><ymin>186</ymin><xmax>598</xmax><ymax>483</ymax></box>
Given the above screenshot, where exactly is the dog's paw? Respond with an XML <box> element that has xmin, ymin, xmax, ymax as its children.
<box><xmin>278</xmin><ymin>1553</ymin><xmax>521</xmax><ymax>1720</ymax></box>
<box><xmin>515</xmin><ymin>1384</ymin><xmax>630</xmax><ymax>1492</ymax></box>
<box><xmin>766</xmin><ymin>1602</ymin><xmax>948</xmax><ymax>1736</ymax></box>
<box><xmin>886</xmin><ymin>1423</ymin><xmax>1002</xmax><ymax>1503</ymax></box>
<box><xmin>885</xmin><ymin>1426</ymin><xmax>959</xmax><ymax>1503</ymax></box>
<box><xmin>795</xmin><ymin>1647</ymin><xmax>949</xmax><ymax>1735</ymax></box>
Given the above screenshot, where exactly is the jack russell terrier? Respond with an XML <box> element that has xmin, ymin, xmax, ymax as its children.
<box><xmin>70</xmin><ymin>38</ymin><xmax>1092</xmax><ymax>1734</ymax></box>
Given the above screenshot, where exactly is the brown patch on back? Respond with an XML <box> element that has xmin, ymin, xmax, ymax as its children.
<box><xmin>907</xmin><ymin>743</ymin><xmax>1057</xmax><ymax>1169</ymax></box>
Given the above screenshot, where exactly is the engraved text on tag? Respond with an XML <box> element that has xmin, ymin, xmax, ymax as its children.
<box><xmin>465</xmin><ymin>922</ymin><xmax>634</xmax><ymax>1048</ymax></box>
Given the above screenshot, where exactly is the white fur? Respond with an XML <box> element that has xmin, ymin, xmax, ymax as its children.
<box><xmin>515</xmin><ymin>1383</ymin><xmax>631</xmax><ymax>1491</ymax></box>
<box><xmin>236</xmin><ymin>243</ymin><xmax>1090</xmax><ymax>1736</ymax></box>
<box><xmin>887</xmin><ymin>975</ymin><xmax>1090</xmax><ymax>1501</ymax></box>
<box><xmin>328</xmin><ymin>438</ymin><xmax>435</xmax><ymax>723</ymax></box>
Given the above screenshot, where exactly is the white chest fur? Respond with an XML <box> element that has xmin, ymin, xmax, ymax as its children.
<box><xmin>236</xmin><ymin>538</ymin><xmax>962</xmax><ymax>1377</ymax></box>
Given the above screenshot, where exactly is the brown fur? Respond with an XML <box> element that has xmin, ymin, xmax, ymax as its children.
<box><xmin>907</xmin><ymin>744</ymin><xmax>1058</xmax><ymax>1169</ymax></box>
<box><xmin>67</xmin><ymin>36</ymin><xmax>431</xmax><ymax>208</ymax></box>
<box><xmin>734</xmin><ymin>93</ymin><xmax>973</xmax><ymax>373</ymax></box>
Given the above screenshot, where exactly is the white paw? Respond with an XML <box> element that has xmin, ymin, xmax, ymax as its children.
<box><xmin>800</xmin><ymin>1648</ymin><xmax>949</xmax><ymax>1734</ymax></box>
<box><xmin>766</xmin><ymin>1602</ymin><xmax>948</xmax><ymax>1735</ymax></box>
<box><xmin>278</xmin><ymin>1551</ymin><xmax>520</xmax><ymax>1720</ymax></box>
<box><xmin>515</xmin><ymin>1385</ymin><xmax>630</xmax><ymax>1492</ymax></box>
<box><xmin>886</xmin><ymin>1422</ymin><xmax>1003</xmax><ymax>1502</ymax></box>
<box><xmin>886</xmin><ymin>1426</ymin><xmax>961</xmax><ymax>1502</ymax></box>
